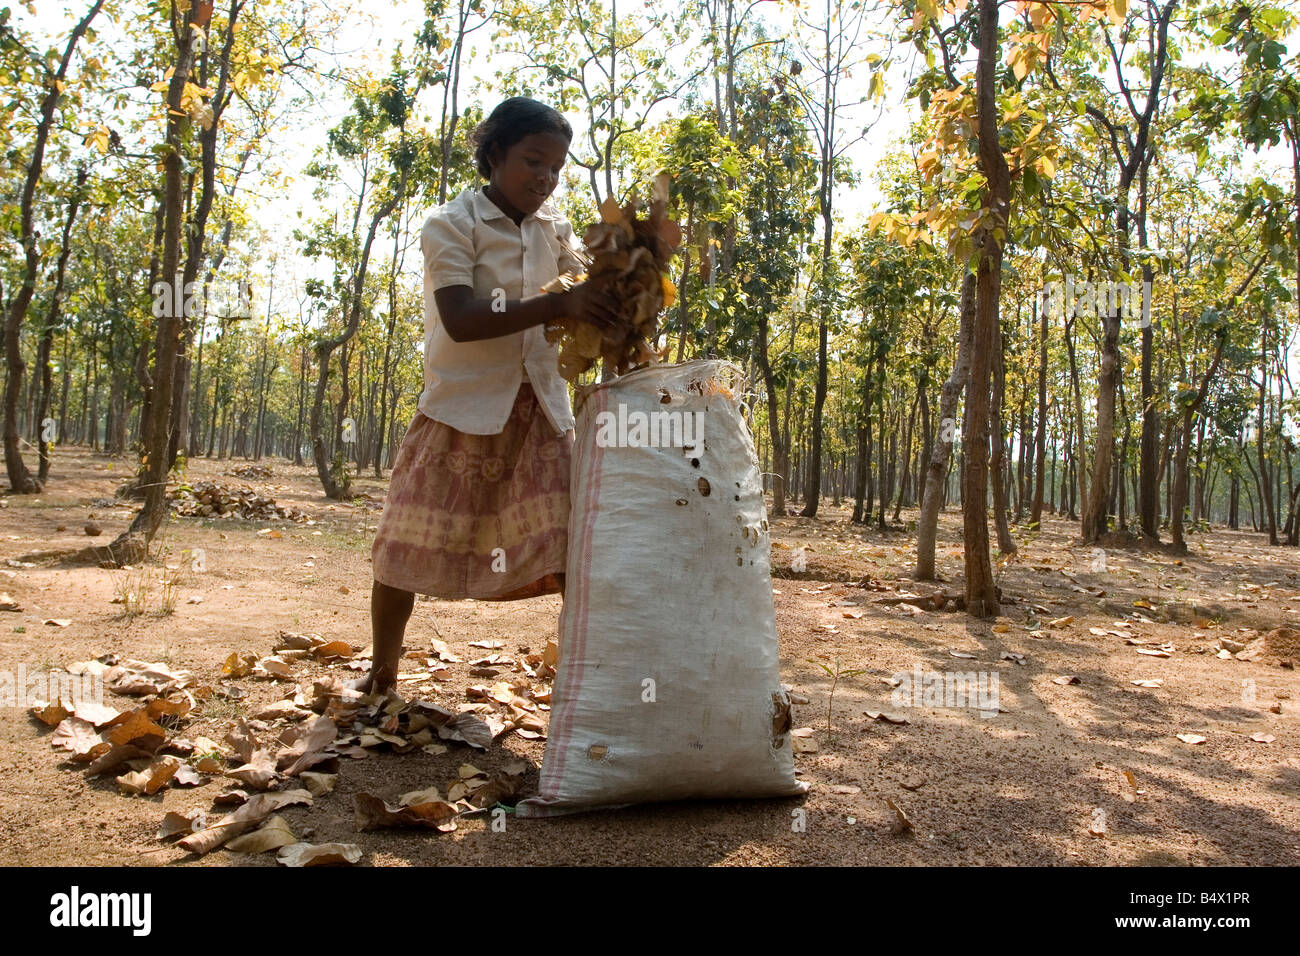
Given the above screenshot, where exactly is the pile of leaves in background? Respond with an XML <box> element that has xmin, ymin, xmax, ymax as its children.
<box><xmin>30</xmin><ymin>629</ymin><xmax>559</xmax><ymax>865</ymax></box>
<box><xmin>168</xmin><ymin>480</ymin><xmax>306</xmax><ymax>522</ymax></box>
<box><xmin>542</xmin><ymin>171</ymin><xmax>682</xmax><ymax>380</ymax></box>
<box><xmin>227</xmin><ymin>464</ymin><xmax>274</xmax><ymax>480</ymax></box>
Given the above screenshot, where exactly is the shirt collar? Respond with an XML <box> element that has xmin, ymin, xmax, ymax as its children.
<box><xmin>474</xmin><ymin>185</ymin><xmax>560</xmax><ymax>224</ymax></box>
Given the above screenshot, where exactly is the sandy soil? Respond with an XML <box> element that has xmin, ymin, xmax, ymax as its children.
<box><xmin>1</xmin><ymin>447</ymin><xmax>1297</xmax><ymax>866</ymax></box>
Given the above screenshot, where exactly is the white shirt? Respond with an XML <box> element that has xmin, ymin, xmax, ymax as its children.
<box><xmin>417</xmin><ymin>185</ymin><xmax>586</xmax><ymax>436</ymax></box>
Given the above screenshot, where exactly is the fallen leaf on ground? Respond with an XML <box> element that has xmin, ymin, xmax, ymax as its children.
<box><xmin>51</xmin><ymin>717</ymin><xmax>109</xmax><ymax>760</ymax></box>
<box><xmin>1120</xmin><ymin>770</ymin><xmax>1140</xmax><ymax>803</ymax></box>
<box><xmin>886</xmin><ymin>798</ymin><xmax>913</xmax><ymax>835</ymax></box>
<box><xmin>157</xmin><ymin>810</ymin><xmax>206</xmax><ymax>841</ymax></box>
<box><xmin>277</xmin><ymin>842</ymin><xmax>363</xmax><ymax>867</ymax></box>
<box><xmin>226</xmin><ymin>815</ymin><xmax>297</xmax><ymax>854</ymax></box>
<box><xmin>354</xmin><ymin>792</ymin><xmax>459</xmax><ymax>832</ymax></box>
<box><xmin>226</xmin><ymin>749</ymin><xmax>280</xmax><ymax>790</ymax></box>
<box><xmin>178</xmin><ymin>789</ymin><xmax>312</xmax><ymax>855</ymax></box>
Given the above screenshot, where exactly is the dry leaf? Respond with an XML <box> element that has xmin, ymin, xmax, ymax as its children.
<box><xmin>157</xmin><ymin>810</ymin><xmax>206</xmax><ymax>841</ymax></box>
<box><xmin>279</xmin><ymin>716</ymin><xmax>337</xmax><ymax>775</ymax></box>
<box><xmin>886</xmin><ymin>798</ymin><xmax>914</xmax><ymax>835</ymax></box>
<box><xmin>354</xmin><ymin>792</ymin><xmax>459</xmax><ymax>832</ymax></box>
<box><xmin>31</xmin><ymin>700</ymin><xmax>72</xmax><ymax>727</ymax></box>
<box><xmin>73</xmin><ymin>699</ymin><xmax>121</xmax><ymax>726</ymax></box>
<box><xmin>226</xmin><ymin>749</ymin><xmax>280</xmax><ymax>790</ymax></box>
<box><xmin>313</xmin><ymin>640</ymin><xmax>355</xmax><ymax>660</ymax></box>
<box><xmin>1120</xmin><ymin>770</ymin><xmax>1139</xmax><ymax>803</ymax></box>
<box><xmin>254</xmin><ymin>699</ymin><xmax>312</xmax><ymax>721</ymax></box>
<box><xmin>276</xmin><ymin>842</ymin><xmax>363</xmax><ymax>867</ymax></box>
<box><xmin>178</xmin><ymin>789</ymin><xmax>312</xmax><ymax>855</ymax></box>
<box><xmin>51</xmin><ymin>716</ymin><xmax>109</xmax><ymax>760</ymax></box>
<box><xmin>226</xmin><ymin>815</ymin><xmax>297</xmax><ymax>853</ymax></box>
<box><xmin>300</xmin><ymin>772</ymin><xmax>338</xmax><ymax>796</ymax></box>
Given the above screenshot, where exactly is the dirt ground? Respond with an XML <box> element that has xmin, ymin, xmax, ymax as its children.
<box><xmin>1</xmin><ymin>446</ymin><xmax>1297</xmax><ymax>866</ymax></box>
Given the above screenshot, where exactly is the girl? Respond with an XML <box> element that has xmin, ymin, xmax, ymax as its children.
<box><xmin>357</xmin><ymin>97</ymin><xmax>620</xmax><ymax>694</ymax></box>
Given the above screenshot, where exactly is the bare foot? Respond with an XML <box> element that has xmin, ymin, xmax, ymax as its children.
<box><xmin>346</xmin><ymin>659</ymin><xmax>399</xmax><ymax>696</ymax></box>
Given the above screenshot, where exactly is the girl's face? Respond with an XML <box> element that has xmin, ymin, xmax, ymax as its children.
<box><xmin>486</xmin><ymin>131</ymin><xmax>570</xmax><ymax>220</ymax></box>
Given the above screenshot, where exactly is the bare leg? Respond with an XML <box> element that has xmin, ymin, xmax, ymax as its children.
<box><xmin>353</xmin><ymin>579</ymin><xmax>414</xmax><ymax>694</ymax></box>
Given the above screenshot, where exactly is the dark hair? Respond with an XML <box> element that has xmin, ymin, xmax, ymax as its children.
<box><xmin>470</xmin><ymin>97</ymin><xmax>572</xmax><ymax>180</ymax></box>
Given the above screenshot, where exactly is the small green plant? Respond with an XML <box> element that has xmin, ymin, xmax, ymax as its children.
<box><xmin>113</xmin><ymin>566</ymin><xmax>153</xmax><ymax>617</ymax></box>
<box><xmin>202</xmin><ymin>696</ymin><xmax>247</xmax><ymax>721</ymax></box>
<box><xmin>159</xmin><ymin>571</ymin><xmax>180</xmax><ymax>615</ymax></box>
<box><xmin>808</xmin><ymin>655</ymin><xmax>868</xmax><ymax>737</ymax></box>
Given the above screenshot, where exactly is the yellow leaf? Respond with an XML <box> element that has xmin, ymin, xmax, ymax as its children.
<box><xmin>1010</xmin><ymin>48</ymin><xmax>1030</xmax><ymax>82</ymax></box>
<box><xmin>599</xmin><ymin>196</ymin><xmax>623</xmax><ymax>225</ymax></box>
<box><xmin>83</xmin><ymin>125</ymin><xmax>109</xmax><ymax>155</ymax></box>
<box><xmin>1108</xmin><ymin>0</ymin><xmax>1127</xmax><ymax>24</ymax></box>
<box><xmin>660</xmin><ymin>272</ymin><xmax>676</xmax><ymax>308</ymax></box>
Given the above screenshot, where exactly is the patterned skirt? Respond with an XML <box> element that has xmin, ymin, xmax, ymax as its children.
<box><xmin>371</xmin><ymin>384</ymin><xmax>573</xmax><ymax>600</ymax></box>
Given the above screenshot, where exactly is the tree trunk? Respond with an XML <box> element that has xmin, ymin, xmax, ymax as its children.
<box><xmin>103</xmin><ymin>3</ymin><xmax>208</xmax><ymax>564</ymax></box>
<box><xmin>3</xmin><ymin>1</ymin><xmax>104</xmax><ymax>492</ymax></box>
<box><xmin>962</xmin><ymin>0</ymin><xmax>1006</xmax><ymax>617</ymax></box>
<box><xmin>916</xmin><ymin>269</ymin><xmax>975</xmax><ymax>580</ymax></box>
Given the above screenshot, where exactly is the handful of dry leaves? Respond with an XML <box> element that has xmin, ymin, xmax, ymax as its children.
<box><xmin>541</xmin><ymin>171</ymin><xmax>682</xmax><ymax>380</ymax></box>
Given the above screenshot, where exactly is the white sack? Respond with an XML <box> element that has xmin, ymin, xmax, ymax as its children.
<box><xmin>517</xmin><ymin>359</ymin><xmax>807</xmax><ymax>817</ymax></box>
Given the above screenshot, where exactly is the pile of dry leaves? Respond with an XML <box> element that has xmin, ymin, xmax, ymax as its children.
<box><xmin>542</xmin><ymin>172</ymin><xmax>682</xmax><ymax>380</ymax></box>
<box><xmin>169</xmin><ymin>480</ymin><xmax>306</xmax><ymax>522</ymax></box>
<box><xmin>227</xmin><ymin>464</ymin><xmax>274</xmax><ymax>480</ymax></box>
<box><xmin>31</xmin><ymin>628</ymin><xmax>560</xmax><ymax>866</ymax></box>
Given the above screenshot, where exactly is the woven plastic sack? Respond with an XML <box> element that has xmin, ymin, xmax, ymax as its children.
<box><xmin>517</xmin><ymin>359</ymin><xmax>807</xmax><ymax>817</ymax></box>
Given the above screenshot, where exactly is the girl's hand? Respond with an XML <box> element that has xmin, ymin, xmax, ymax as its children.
<box><xmin>564</xmin><ymin>271</ymin><xmax>623</xmax><ymax>332</ymax></box>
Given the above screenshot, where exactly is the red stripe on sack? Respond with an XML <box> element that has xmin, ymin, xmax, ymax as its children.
<box><xmin>537</xmin><ymin>386</ymin><xmax>607</xmax><ymax>801</ymax></box>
